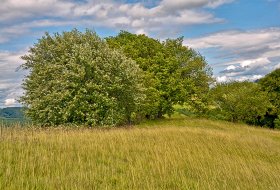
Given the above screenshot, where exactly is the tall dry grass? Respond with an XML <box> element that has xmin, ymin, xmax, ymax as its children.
<box><xmin>0</xmin><ymin>117</ymin><xmax>279</xmax><ymax>189</ymax></box>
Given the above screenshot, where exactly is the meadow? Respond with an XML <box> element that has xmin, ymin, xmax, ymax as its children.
<box><xmin>0</xmin><ymin>116</ymin><xmax>279</xmax><ymax>189</ymax></box>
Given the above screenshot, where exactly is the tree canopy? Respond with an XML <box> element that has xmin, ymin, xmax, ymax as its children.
<box><xmin>20</xmin><ymin>29</ymin><xmax>145</xmax><ymax>126</ymax></box>
<box><xmin>107</xmin><ymin>31</ymin><xmax>213</xmax><ymax>118</ymax></box>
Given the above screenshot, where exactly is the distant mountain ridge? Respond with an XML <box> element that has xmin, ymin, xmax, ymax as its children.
<box><xmin>0</xmin><ymin>107</ymin><xmax>24</xmax><ymax>119</ymax></box>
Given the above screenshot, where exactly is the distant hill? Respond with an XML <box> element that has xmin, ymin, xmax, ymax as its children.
<box><xmin>0</xmin><ymin>107</ymin><xmax>24</xmax><ymax>119</ymax></box>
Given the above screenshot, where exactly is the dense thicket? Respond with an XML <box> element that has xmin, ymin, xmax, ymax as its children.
<box><xmin>107</xmin><ymin>31</ymin><xmax>213</xmax><ymax>118</ymax></box>
<box><xmin>20</xmin><ymin>29</ymin><xmax>145</xmax><ymax>126</ymax></box>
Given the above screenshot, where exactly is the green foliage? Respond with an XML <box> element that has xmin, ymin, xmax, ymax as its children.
<box><xmin>259</xmin><ymin>69</ymin><xmax>280</xmax><ymax>128</ymax></box>
<box><xmin>274</xmin><ymin>115</ymin><xmax>280</xmax><ymax>129</ymax></box>
<box><xmin>259</xmin><ymin>68</ymin><xmax>280</xmax><ymax>113</ymax></box>
<box><xmin>107</xmin><ymin>31</ymin><xmax>213</xmax><ymax>118</ymax></box>
<box><xmin>20</xmin><ymin>29</ymin><xmax>145</xmax><ymax>126</ymax></box>
<box><xmin>208</xmin><ymin>81</ymin><xmax>272</xmax><ymax>125</ymax></box>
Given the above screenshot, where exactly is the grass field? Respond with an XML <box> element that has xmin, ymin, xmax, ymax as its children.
<box><xmin>0</xmin><ymin>117</ymin><xmax>28</xmax><ymax>127</ymax></box>
<box><xmin>0</xmin><ymin>116</ymin><xmax>279</xmax><ymax>189</ymax></box>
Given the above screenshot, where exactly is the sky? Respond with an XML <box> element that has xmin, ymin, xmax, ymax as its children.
<box><xmin>0</xmin><ymin>0</ymin><xmax>280</xmax><ymax>107</ymax></box>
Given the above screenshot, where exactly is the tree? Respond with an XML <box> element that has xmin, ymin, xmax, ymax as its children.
<box><xmin>259</xmin><ymin>68</ymin><xmax>280</xmax><ymax>127</ymax></box>
<box><xmin>20</xmin><ymin>29</ymin><xmax>145</xmax><ymax>126</ymax></box>
<box><xmin>107</xmin><ymin>31</ymin><xmax>213</xmax><ymax>118</ymax></box>
<box><xmin>208</xmin><ymin>81</ymin><xmax>272</xmax><ymax>125</ymax></box>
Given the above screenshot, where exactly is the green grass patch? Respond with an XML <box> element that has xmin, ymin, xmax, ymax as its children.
<box><xmin>0</xmin><ymin>117</ymin><xmax>279</xmax><ymax>189</ymax></box>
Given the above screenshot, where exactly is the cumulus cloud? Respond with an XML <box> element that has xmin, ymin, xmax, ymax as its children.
<box><xmin>0</xmin><ymin>0</ymin><xmax>74</xmax><ymax>23</ymax></box>
<box><xmin>216</xmin><ymin>76</ymin><xmax>228</xmax><ymax>83</ymax></box>
<box><xmin>160</xmin><ymin>0</ymin><xmax>233</xmax><ymax>10</ymax></box>
<box><xmin>4</xmin><ymin>98</ymin><xmax>16</xmax><ymax>106</ymax></box>
<box><xmin>75</xmin><ymin>1</ymin><xmax>224</xmax><ymax>33</ymax></box>
<box><xmin>216</xmin><ymin>74</ymin><xmax>263</xmax><ymax>83</ymax></box>
<box><xmin>185</xmin><ymin>28</ymin><xmax>280</xmax><ymax>82</ymax></box>
<box><xmin>186</xmin><ymin>28</ymin><xmax>280</xmax><ymax>58</ymax></box>
<box><xmin>220</xmin><ymin>64</ymin><xmax>247</xmax><ymax>74</ymax></box>
<box><xmin>0</xmin><ymin>0</ymin><xmax>233</xmax><ymax>43</ymax></box>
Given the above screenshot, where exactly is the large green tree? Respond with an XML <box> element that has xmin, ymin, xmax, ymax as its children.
<box><xmin>208</xmin><ymin>81</ymin><xmax>272</xmax><ymax>125</ymax></box>
<box><xmin>107</xmin><ymin>31</ymin><xmax>213</xmax><ymax>118</ymax></box>
<box><xmin>20</xmin><ymin>29</ymin><xmax>145</xmax><ymax>126</ymax></box>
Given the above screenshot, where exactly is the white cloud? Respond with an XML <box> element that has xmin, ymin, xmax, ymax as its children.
<box><xmin>216</xmin><ymin>76</ymin><xmax>228</xmax><ymax>82</ymax></box>
<box><xmin>207</xmin><ymin>0</ymin><xmax>234</xmax><ymax>8</ymax></box>
<box><xmin>185</xmin><ymin>28</ymin><xmax>280</xmax><ymax>81</ymax></box>
<box><xmin>4</xmin><ymin>98</ymin><xmax>16</xmax><ymax>106</ymax></box>
<box><xmin>1</xmin><ymin>0</ymin><xmax>231</xmax><ymax>22</ymax></box>
<box><xmin>216</xmin><ymin>74</ymin><xmax>263</xmax><ymax>83</ymax></box>
<box><xmin>186</xmin><ymin>28</ymin><xmax>280</xmax><ymax>53</ymax></box>
<box><xmin>240</xmin><ymin>60</ymin><xmax>252</xmax><ymax>68</ymax></box>
<box><xmin>0</xmin><ymin>0</ymin><xmax>234</xmax><ymax>43</ymax></box>
<box><xmin>0</xmin><ymin>51</ymin><xmax>25</xmax><ymax>71</ymax></box>
<box><xmin>0</xmin><ymin>26</ymin><xmax>29</xmax><ymax>43</ymax></box>
<box><xmin>0</xmin><ymin>0</ymin><xmax>74</xmax><ymax>22</ymax></box>
<box><xmin>160</xmin><ymin>0</ymin><xmax>233</xmax><ymax>10</ymax></box>
<box><xmin>0</xmin><ymin>19</ymin><xmax>80</xmax><ymax>43</ymax></box>
<box><xmin>225</xmin><ymin>65</ymin><xmax>236</xmax><ymax>70</ymax></box>
<box><xmin>236</xmin><ymin>75</ymin><xmax>263</xmax><ymax>82</ymax></box>
<box><xmin>72</xmin><ymin>1</ymin><xmax>226</xmax><ymax>34</ymax></box>
<box><xmin>241</xmin><ymin>58</ymin><xmax>270</xmax><ymax>68</ymax></box>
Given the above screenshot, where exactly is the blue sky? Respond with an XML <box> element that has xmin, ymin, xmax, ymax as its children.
<box><xmin>0</xmin><ymin>0</ymin><xmax>280</xmax><ymax>107</ymax></box>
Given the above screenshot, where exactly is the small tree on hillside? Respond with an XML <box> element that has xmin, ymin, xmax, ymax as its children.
<box><xmin>20</xmin><ymin>29</ymin><xmax>145</xmax><ymax>126</ymax></box>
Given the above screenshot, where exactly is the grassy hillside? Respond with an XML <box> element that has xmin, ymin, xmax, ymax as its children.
<box><xmin>0</xmin><ymin>116</ymin><xmax>279</xmax><ymax>189</ymax></box>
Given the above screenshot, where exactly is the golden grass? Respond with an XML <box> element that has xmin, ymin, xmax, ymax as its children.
<box><xmin>0</xmin><ymin>117</ymin><xmax>279</xmax><ymax>189</ymax></box>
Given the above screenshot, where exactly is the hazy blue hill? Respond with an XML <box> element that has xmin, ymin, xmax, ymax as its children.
<box><xmin>0</xmin><ymin>107</ymin><xmax>27</xmax><ymax>125</ymax></box>
<box><xmin>0</xmin><ymin>107</ymin><xmax>24</xmax><ymax>118</ymax></box>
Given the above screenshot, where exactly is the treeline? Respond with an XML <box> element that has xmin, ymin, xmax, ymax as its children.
<box><xmin>20</xmin><ymin>29</ymin><xmax>280</xmax><ymax>128</ymax></box>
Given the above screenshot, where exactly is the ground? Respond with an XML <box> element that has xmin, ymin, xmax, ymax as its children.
<box><xmin>0</xmin><ymin>116</ymin><xmax>279</xmax><ymax>189</ymax></box>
